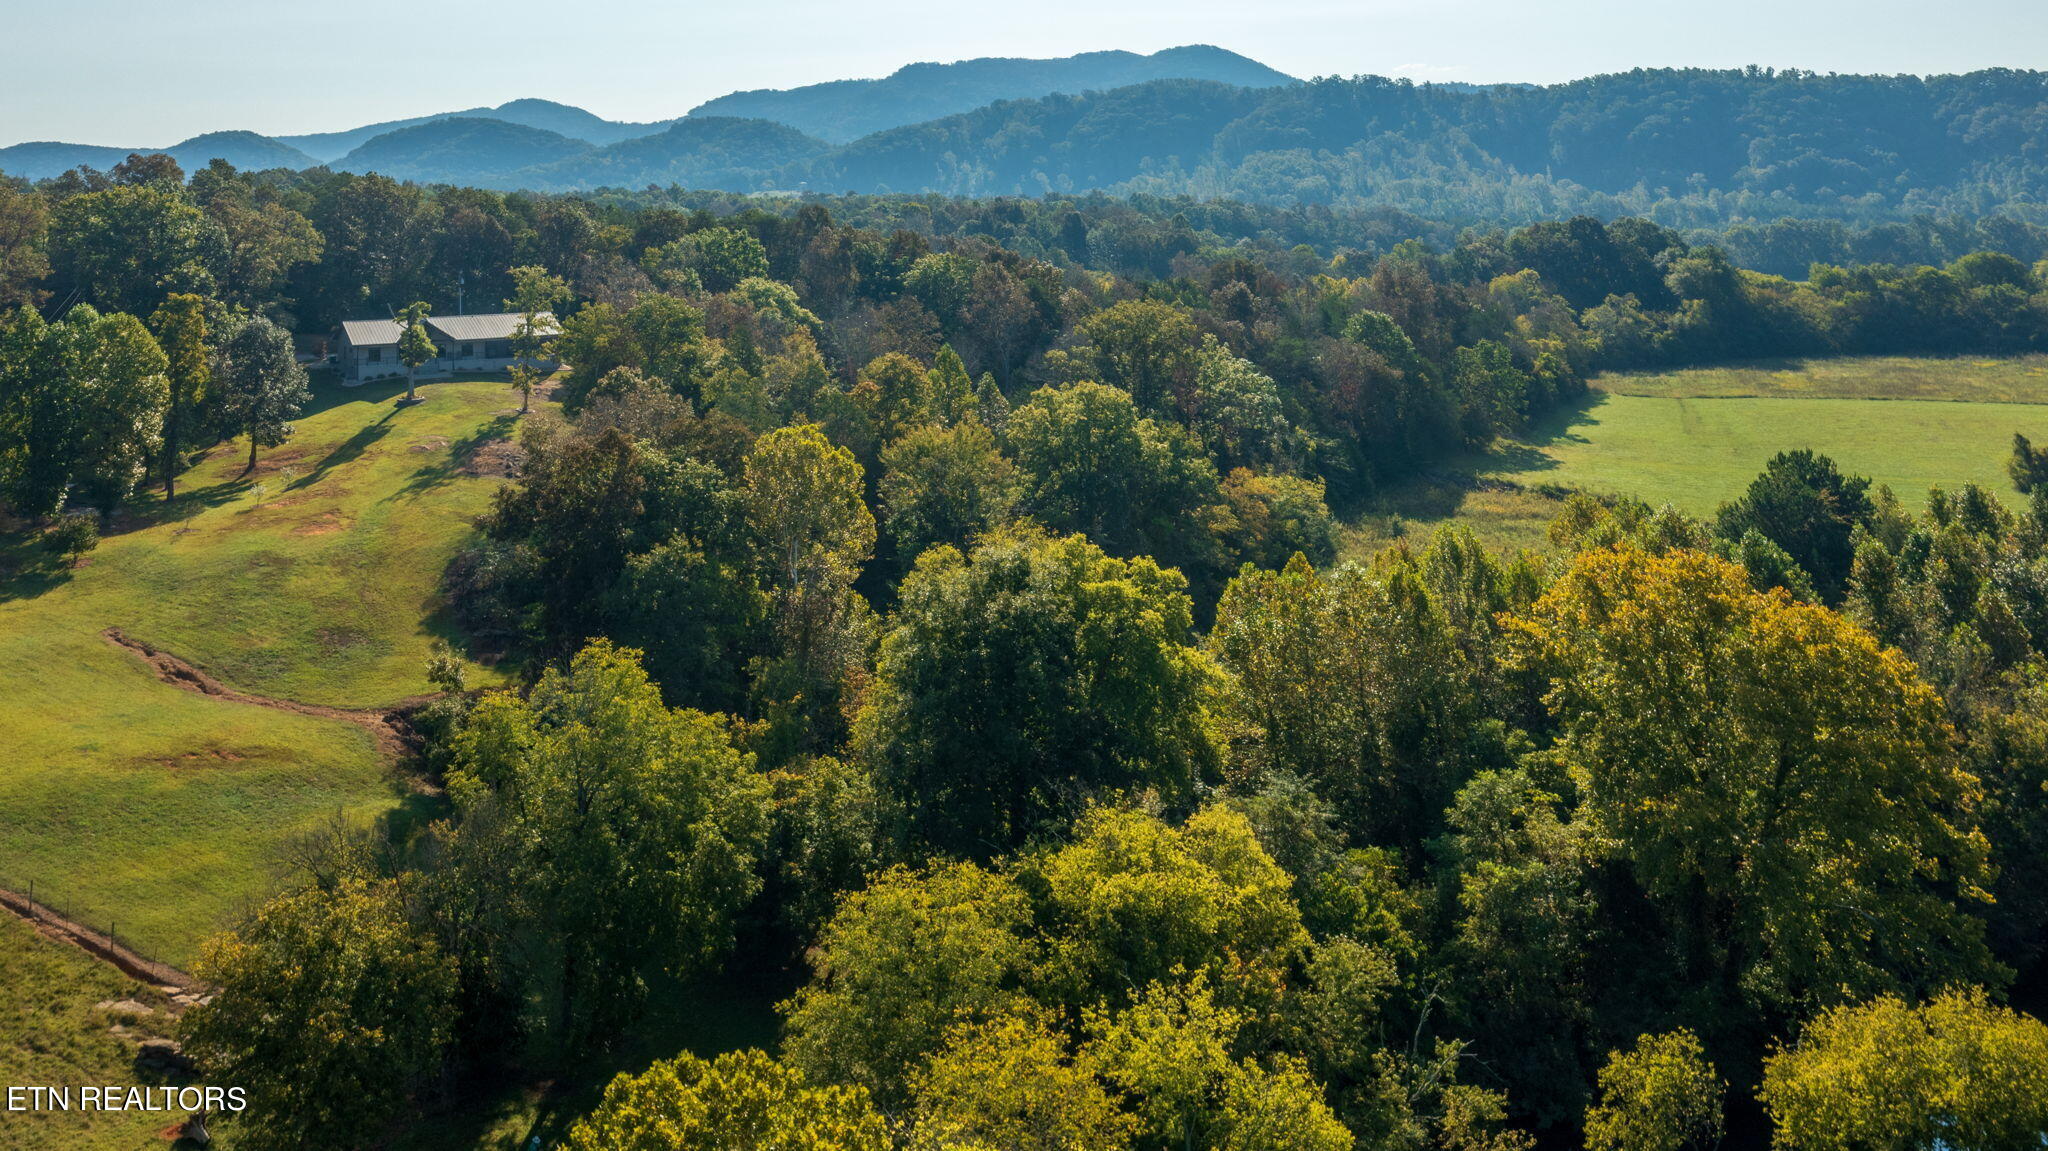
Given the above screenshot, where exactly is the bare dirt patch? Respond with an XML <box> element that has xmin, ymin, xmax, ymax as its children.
<box><xmin>462</xmin><ymin>438</ymin><xmax>526</xmax><ymax>478</ymax></box>
<box><xmin>290</xmin><ymin>511</ymin><xmax>349</xmax><ymax>536</ymax></box>
<box><xmin>315</xmin><ymin>626</ymin><xmax>368</xmax><ymax>651</ymax></box>
<box><xmin>249</xmin><ymin>450</ymin><xmax>310</xmax><ymax>478</ymax></box>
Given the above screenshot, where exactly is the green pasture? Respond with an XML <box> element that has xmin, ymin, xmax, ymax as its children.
<box><xmin>1343</xmin><ymin>356</ymin><xmax>2048</xmax><ymax>558</ymax></box>
<box><xmin>0</xmin><ymin>375</ymin><xmax>523</xmax><ymax>965</ymax></box>
<box><xmin>0</xmin><ymin>914</ymin><xmax>174</xmax><ymax>1150</ymax></box>
<box><xmin>1489</xmin><ymin>393</ymin><xmax>2048</xmax><ymax>516</ymax></box>
<box><xmin>1595</xmin><ymin>354</ymin><xmax>2048</xmax><ymax>404</ymax></box>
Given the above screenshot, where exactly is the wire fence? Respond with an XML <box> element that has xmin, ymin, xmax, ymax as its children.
<box><xmin>0</xmin><ymin>871</ymin><xmax>198</xmax><ymax>987</ymax></box>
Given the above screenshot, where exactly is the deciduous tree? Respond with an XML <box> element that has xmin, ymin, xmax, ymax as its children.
<box><xmin>395</xmin><ymin>300</ymin><xmax>435</xmax><ymax>402</ymax></box>
<box><xmin>149</xmin><ymin>292</ymin><xmax>208</xmax><ymax>498</ymax></box>
<box><xmin>1760</xmin><ymin>988</ymin><xmax>2048</xmax><ymax>1151</ymax></box>
<box><xmin>1505</xmin><ymin>547</ymin><xmax>1999</xmax><ymax>1011</ymax></box>
<box><xmin>566</xmin><ymin>1049</ymin><xmax>891</xmax><ymax>1151</ymax></box>
<box><xmin>854</xmin><ymin>529</ymin><xmax>1223</xmax><ymax>853</ymax></box>
<box><xmin>181</xmin><ymin>879</ymin><xmax>457</xmax><ymax>1151</ymax></box>
<box><xmin>215</xmin><ymin>313</ymin><xmax>310</xmax><ymax>474</ymax></box>
<box><xmin>505</xmin><ymin>264</ymin><xmax>569</xmax><ymax>414</ymax></box>
<box><xmin>447</xmin><ymin>641</ymin><xmax>769</xmax><ymax>1049</ymax></box>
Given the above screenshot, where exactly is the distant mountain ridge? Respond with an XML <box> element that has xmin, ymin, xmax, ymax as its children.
<box><xmin>334</xmin><ymin>118</ymin><xmax>599</xmax><ymax>186</ymax></box>
<box><xmin>686</xmin><ymin>45</ymin><xmax>1298</xmax><ymax>143</ymax></box>
<box><xmin>278</xmin><ymin>98</ymin><xmax>681</xmax><ymax>162</ymax></box>
<box><xmin>0</xmin><ymin>131</ymin><xmax>318</xmax><ymax>181</ymax></box>
<box><xmin>7</xmin><ymin>62</ymin><xmax>2046</xmax><ymax>227</ymax></box>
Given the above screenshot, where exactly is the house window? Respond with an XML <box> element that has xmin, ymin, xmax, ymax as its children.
<box><xmin>461</xmin><ymin>343</ymin><xmax>474</xmax><ymax>358</ymax></box>
<box><xmin>486</xmin><ymin>340</ymin><xmax>511</xmax><ymax>358</ymax></box>
<box><xmin>367</xmin><ymin>347</ymin><xmax>382</xmax><ymax>363</ymax></box>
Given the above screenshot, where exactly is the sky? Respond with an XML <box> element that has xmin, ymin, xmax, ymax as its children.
<box><xmin>7</xmin><ymin>0</ymin><xmax>2048</xmax><ymax>146</ymax></box>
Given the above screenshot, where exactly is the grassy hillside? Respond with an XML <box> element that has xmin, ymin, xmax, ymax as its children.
<box><xmin>0</xmin><ymin>375</ymin><xmax>520</xmax><ymax>966</ymax></box>
<box><xmin>1343</xmin><ymin>356</ymin><xmax>2048</xmax><ymax>557</ymax></box>
<box><xmin>0</xmin><ymin>915</ymin><xmax>176</xmax><ymax>1150</ymax></box>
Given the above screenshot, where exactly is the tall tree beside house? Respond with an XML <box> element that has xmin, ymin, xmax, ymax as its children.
<box><xmin>216</xmin><ymin>314</ymin><xmax>311</xmax><ymax>474</ymax></box>
<box><xmin>61</xmin><ymin>305</ymin><xmax>170</xmax><ymax>524</ymax></box>
<box><xmin>395</xmin><ymin>301</ymin><xmax>436</xmax><ymax>403</ymax></box>
<box><xmin>506</xmin><ymin>265</ymin><xmax>569</xmax><ymax>415</ymax></box>
<box><xmin>149</xmin><ymin>292</ymin><xmax>208</xmax><ymax>500</ymax></box>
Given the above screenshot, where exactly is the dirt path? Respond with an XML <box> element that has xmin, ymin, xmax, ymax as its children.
<box><xmin>0</xmin><ymin>629</ymin><xmax>443</xmax><ymax>986</ymax></box>
<box><xmin>101</xmin><ymin>627</ymin><xmax>432</xmax><ymax>761</ymax></box>
<box><xmin>0</xmin><ymin>885</ymin><xmax>199</xmax><ymax>992</ymax></box>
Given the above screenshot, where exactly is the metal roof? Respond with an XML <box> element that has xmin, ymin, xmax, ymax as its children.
<box><xmin>340</xmin><ymin>318</ymin><xmax>403</xmax><ymax>346</ymax></box>
<box><xmin>427</xmin><ymin>311</ymin><xmax>558</xmax><ymax>342</ymax></box>
<box><xmin>338</xmin><ymin>311</ymin><xmax>559</xmax><ymax>347</ymax></box>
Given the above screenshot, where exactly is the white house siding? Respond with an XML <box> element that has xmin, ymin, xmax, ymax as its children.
<box><xmin>336</xmin><ymin>313</ymin><xmax>559</xmax><ymax>385</ymax></box>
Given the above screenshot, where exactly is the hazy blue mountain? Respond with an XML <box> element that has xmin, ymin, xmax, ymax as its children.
<box><xmin>782</xmin><ymin>69</ymin><xmax>2048</xmax><ymax>212</ymax></box>
<box><xmin>336</xmin><ymin>118</ymin><xmax>594</xmax><ymax>185</ymax></box>
<box><xmin>0</xmin><ymin>131</ymin><xmax>316</xmax><ymax>181</ymax></box>
<box><xmin>280</xmin><ymin>98</ymin><xmax>675</xmax><ymax>161</ymax></box>
<box><xmin>12</xmin><ymin>64</ymin><xmax>2047</xmax><ymax>227</ymax></box>
<box><xmin>686</xmin><ymin>44</ymin><xmax>1297</xmax><ymax>143</ymax></box>
<box><xmin>0</xmin><ymin>141</ymin><xmax>134</xmax><ymax>180</ymax></box>
<box><xmin>167</xmin><ymin>131</ymin><xmax>318</xmax><ymax>173</ymax></box>
<box><xmin>517</xmin><ymin>117</ymin><xmax>830</xmax><ymax>192</ymax></box>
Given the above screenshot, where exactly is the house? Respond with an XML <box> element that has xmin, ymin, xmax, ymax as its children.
<box><xmin>336</xmin><ymin>311</ymin><xmax>560</xmax><ymax>385</ymax></box>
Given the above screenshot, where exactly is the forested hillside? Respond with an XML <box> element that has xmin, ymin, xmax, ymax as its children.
<box><xmin>9</xmin><ymin>66</ymin><xmax>2048</xmax><ymax>232</ymax></box>
<box><xmin>5</xmin><ymin>147</ymin><xmax>2048</xmax><ymax>1150</ymax></box>
<box><xmin>687</xmin><ymin>44</ymin><xmax>1298</xmax><ymax>142</ymax></box>
<box><xmin>810</xmin><ymin>68</ymin><xmax>2048</xmax><ymax>221</ymax></box>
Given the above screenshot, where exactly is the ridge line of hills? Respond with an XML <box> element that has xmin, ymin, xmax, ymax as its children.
<box><xmin>0</xmin><ymin>45</ymin><xmax>1295</xmax><ymax>175</ymax></box>
<box><xmin>4</xmin><ymin>59</ymin><xmax>2047</xmax><ymax>226</ymax></box>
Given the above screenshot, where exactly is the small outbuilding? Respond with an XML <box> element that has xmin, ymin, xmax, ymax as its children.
<box><xmin>336</xmin><ymin>311</ymin><xmax>559</xmax><ymax>385</ymax></box>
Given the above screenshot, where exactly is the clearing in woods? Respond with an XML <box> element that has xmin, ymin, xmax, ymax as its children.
<box><xmin>1342</xmin><ymin>356</ymin><xmax>2048</xmax><ymax>557</ymax></box>
<box><xmin>0</xmin><ymin>375</ymin><xmax>523</xmax><ymax>967</ymax></box>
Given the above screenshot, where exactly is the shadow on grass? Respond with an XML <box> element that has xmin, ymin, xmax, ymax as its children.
<box><xmin>393</xmin><ymin>414</ymin><xmax>519</xmax><ymax>502</ymax></box>
<box><xmin>1333</xmin><ymin>393</ymin><xmax>1611</xmax><ymax>539</ymax></box>
<box><xmin>298</xmin><ymin>373</ymin><xmax>413</xmax><ymax>420</ymax></box>
<box><xmin>1513</xmin><ymin>391</ymin><xmax>1607</xmax><ymax>452</ymax></box>
<box><xmin>0</xmin><ymin>534</ymin><xmax>76</xmax><ymax>602</ymax></box>
<box><xmin>289</xmin><ymin>407</ymin><xmax>402</xmax><ymax>492</ymax></box>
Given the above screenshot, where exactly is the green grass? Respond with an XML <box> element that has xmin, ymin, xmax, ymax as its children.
<box><xmin>1593</xmin><ymin>354</ymin><xmax>2048</xmax><ymax>404</ymax></box>
<box><xmin>0</xmin><ymin>375</ymin><xmax>524</xmax><ymax>966</ymax></box>
<box><xmin>1337</xmin><ymin>356</ymin><xmax>2048</xmax><ymax>557</ymax></box>
<box><xmin>1486</xmin><ymin>393</ymin><xmax>2048</xmax><ymax>516</ymax></box>
<box><xmin>0</xmin><ymin>915</ymin><xmax>176</xmax><ymax>1150</ymax></box>
<box><xmin>1338</xmin><ymin>482</ymin><xmax>1566</xmax><ymax>561</ymax></box>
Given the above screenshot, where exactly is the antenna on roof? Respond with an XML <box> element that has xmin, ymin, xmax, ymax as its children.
<box><xmin>457</xmin><ymin>272</ymin><xmax>465</xmax><ymax>316</ymax></box>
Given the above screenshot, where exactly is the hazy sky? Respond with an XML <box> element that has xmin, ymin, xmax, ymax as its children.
<box><xmin>8</xmin><ymin>0</ymin><xmax>2047</xmax><ymax>146</ymax></box>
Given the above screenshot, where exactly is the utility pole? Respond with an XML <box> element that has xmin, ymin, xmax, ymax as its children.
<box><xmin>457</xmin><ymin>271</ymin><xmax>466</xmax><ymax>315</ymax></box>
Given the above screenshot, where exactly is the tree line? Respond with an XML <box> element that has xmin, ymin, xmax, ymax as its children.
<box><xmin>7</xmin><ymin>153</ymin><xmax>2048</xmax><ymax>536</ymax></box>
<box><xmin>4</xmin><ymin>156</ymin><xmax>2048</xmax><ymax>1148</ymax></box>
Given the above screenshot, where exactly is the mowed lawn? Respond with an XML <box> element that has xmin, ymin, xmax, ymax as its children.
<box><xmin>1490</xmin><ymin>393</ymin><xmax>2048</xmax><ymax>515</ymax></box>
<box><xmin>1342</xmin><ymin>356</ymin><xmax>2048</xmax><ymax>557</ymax></box>
<box><xmin>0</xmin><ymin>375</ymin><xmax>522</xmax><ymax>966</ymax></box>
